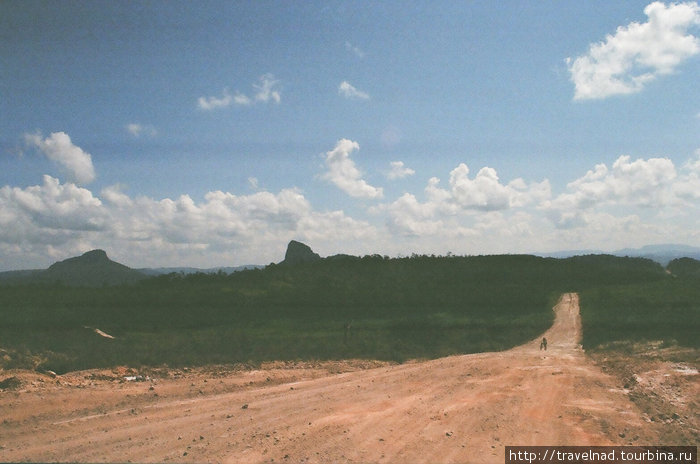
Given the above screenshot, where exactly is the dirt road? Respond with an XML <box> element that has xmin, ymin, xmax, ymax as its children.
<box><xmin>1</xmin><ymin>293</ymin><xmax>664</xmax><ymax>463</ymax></box>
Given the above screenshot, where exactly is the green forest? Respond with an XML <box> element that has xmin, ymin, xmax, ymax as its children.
<box><xmin>1</xmin><ymin>253</ymin><xmax>698</xmax><ymax>373</ymax></box>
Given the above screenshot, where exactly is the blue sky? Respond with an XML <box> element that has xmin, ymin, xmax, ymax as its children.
<box><xmin>1</xmin><ymin>1</ymin><xmax>699</xmax><ymax>270</ymax></box>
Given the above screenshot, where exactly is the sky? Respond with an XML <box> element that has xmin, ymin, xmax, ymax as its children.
<box><xmin>1</xmin><ymin>1</ymin><xmax>699</xmax><ymax>271</ymax></box>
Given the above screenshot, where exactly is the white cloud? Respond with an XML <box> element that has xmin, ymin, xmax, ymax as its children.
<box><xmin>549</xmin><ymin>155</ymin><xmax>677</xmax><ymax>213</ymax></box>
<box><xmin>339</xmin><ymin>81</ymin><xmax>370</xmax><ymax>100</ymax></box>
<box><xmin>5</xmin><ymin>130</ymin><xmax>700</xmax><ymax>269</ymax></box>
<box><xmin>674</xmin><ymin>149</ymin><xmax>700</xmax><ymax>200</ymax></box>
<box><xmin>387</xmin><ymin>161</ymin><xmax>415</xmax><ymax>180</ymax></box>
<box><xmin>445</xmin><ymin>163</ymin><xmax>550</xmax><ymax>212</ymax></box>
<box><xmin>24</xmin><ymin>132</ymin><xmax>96</xmax><ymax>185</ymax></box>
<box><xmin>543</xmin><ymin>155</ymin><xmax>684</xmax><ymax>229</ymax></box>
<box><xmin>101</xmin><ymin>184</ymin><xmax>134</xmax><ymax>208</ymax></box>
<box><xmin>199</xmin><ymin>75</ymin><xmax>281</xmax><ymax>110</ymax></box>
<box><xmin>322</xmin><ymin>139</ymin><xmax>384</xmax><ymax>199</ymax></box>
<box><xmin>252</xmin><ymin>74</ymin><xmax>281</xmax><ymax>104</ymax></box>
<box><xmin>0</xmin><ymin>176</ymin><xmax>105</xmax><ymax>245</ymax></box>
<box><xmin>0</xmin><ymin>175</ymin><xmax>377</xmax><ymax>269</ymax></box>
<box><xmin>197</xmin><ymin>88</ymin><xmax>233</xmax><ymax>110</ymax></box>
<box><xmin>684</xmin><ymin>148</ymin><xmax>700</xmax><ymax>172</ymax></box>
<box><xmin>548</xmin><ymin>211</ymin><xmax>655</xmax><ymax>249</ymax></box>
<box><xmin>384</xmin><ymin>193</ymin><xmax>445</xmax><ymax>236</ymax></box>
<box><xmin>449</xmin><ymin>164</ymin><xmax>511</xmax><ymax>211</ymax></box>
<box><xmin>567</xmin><ymin>1</ymin><xmax>700</xmax><ymax>100</ymax></box>
<box><xmin>233</xmin><ymin>92</ymin><xmax>252</xmax><ymax>106</ymax></box>
<box><xmin>107</xmin><ymin>187</ymin><xmax>375</xmax><ymax>266</ymax></box>
<box><xmin>379</xmin><ymin>163</ymin><xmax>550</xmax><ymax>238</ymax></box>
<box><xmin>126</xmin><ymin>123</ymin><xmax>157</xmax><ymax>138</ymax></box>
<box><xmin>345</xmin><ymin>41</ymin><xmax>365</xmax><ymax>58</ymax></box>
<box><xmin>3</xmin><ymin>133</ymin><xmax>382</xmax><ymax>269</ymax></box>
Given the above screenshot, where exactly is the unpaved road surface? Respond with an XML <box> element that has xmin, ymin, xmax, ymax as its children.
<box><xmin>0</xmin><ymin>294</ymin><xmax>672</xmax><ymax>462</ymax></box>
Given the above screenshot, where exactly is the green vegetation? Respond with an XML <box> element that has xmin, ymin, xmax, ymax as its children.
<box><xmin>666</xmin><ymin>256</ymin><xmax>700</xmax><ymax>278</ymax></box>
<box><xmin>1</xmin><ymin>252</ymin><xmax>692</xmax><ymax>373</ymax></box>
<box><xmin>580</xmin><ymin>258</ymin><xmax>700</xmax><ymax>350</ymax></box>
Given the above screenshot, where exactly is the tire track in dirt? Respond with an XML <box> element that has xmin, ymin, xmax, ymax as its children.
<box><xmin>1</xmin><ymin>293</ymin><xmax>661</xmax><ymax>463</ymax></box>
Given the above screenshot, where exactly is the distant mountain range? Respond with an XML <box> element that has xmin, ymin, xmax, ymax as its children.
<box><xmin>137</xmin><ymin>265</ymin><xmax>263</xmax><ymax>276</ymax></box>
<box><xmin>536</xmin><ymin>244</ymin><xmax>700</xmax><ymax>266</ymax></box>
<box><xmin>0</xmin><ymin>250</ymin><xmax>262</xmax><ymax>287</ymax></box>
<box><xmin>1</xmin><ymin>243</ymin><xmax>699</xmax><ymax>287</ymax></box>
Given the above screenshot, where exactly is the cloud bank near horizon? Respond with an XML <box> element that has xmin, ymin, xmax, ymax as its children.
<box><xmin>2</xmin><ymin>133</ymin><xmax>699</xmax><ymax>270</ymax></box>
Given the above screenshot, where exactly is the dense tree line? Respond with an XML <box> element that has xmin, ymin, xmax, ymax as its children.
<box><xmin>1</xmin><ymin>253</ymin><xmax>694</xmax><ymax>373</ymax></box>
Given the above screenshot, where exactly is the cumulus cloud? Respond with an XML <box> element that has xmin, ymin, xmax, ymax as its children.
<box><xmin>126</xmin><ymin>123</ymin><xmax>157</xmax><ymax>138</ymax></box>
<box><xmin>548</xmin><ymin>211</ymin><xmax>655</xmax><ymax>250</ymax></box>
<box><xmin>377</xmin><ymin>153</ymin><xmax>697</xmax><ymax>253</ymax></box>
<box><xmin>0</xmin><ymin>176</ymin><xmax>105</xmax><ymax>247</ymax></box>
<box><xmin>106</xmin><ymin>187</ymin><xmax>375</xmax><ymax>265</ymax></box>
<box><xmin>6</xmin><ymin>128</ymin><xmax>700</xmax><ymax>269</ymax></box>
<box><xmin>567</xmin><ymin>1</ymin><xmax>700</xmax><ymax>100</ymax></box>
<box><xmin>101</xmin><ymin>184</ymin><xmax>134</xmax><ymax>208</ymax></box>
<box><xmin>543</xmin><ymin>155</ymin><xmax>684</xmax><ymax>228</ymax></box>
<box><xmin>387</xmin><ymin>161</ymin><xmax>415</xmax><ymax>180</ymax></box>
<box><xmin>449</xmin><ymin>164</ymin><xmax>511</xmax><ymax>211</ymax></box>
<box><xmin>445</xmin><ymin>163</ymin><xmax>550</xmax><ymax>212</ymax></box>
<box><xmin>322</xmin><ymin>139</ymin><xmax>384</xmax><ymax>199</ymax></box>
<box><xmin>339</xmin><ymin>81</ymin><xmax>370</xmax><ymax>100</ymax></box>
<box><xmin>553</xmin><ymin>155</ymin><xmax>676</xmax><ymax>208</ymax></box>
<box><xmin>24</xmin><ymin>132</ymin><xmax>96</xmax><ymax>185</ymax></box>
<box><xmin>379</xmin><ymin>163</ymin><xmax>551</xmax><ymax>237</ymax></box>
<box><xmin>384</xmin><ymin>193</ymin><xmax>445</xmax><ymax>236</ymax></box>
<box><xmin>3</xmin><ymin>132</ymin><xmax>384</xmax><ymax>269</ymax></box>
<box><xmin>0</xmin><ymin>176</ymin><xmax>376</xmax><ymax>269</ymax></box>
<box><xmin>673</xmin><ymin>149</ymin><xmax>700</xmax><ymax>200</ymax></box>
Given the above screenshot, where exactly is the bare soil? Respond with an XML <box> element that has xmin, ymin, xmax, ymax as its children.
<box><xmin>0</xmin><ymin>293</ymin><xmax>695</xmax><ymax>463</ymax></box>
<box><xmin>589</xmin><ymin>342</ymin><xmax>699</xmax><ymax>446</ymax></box>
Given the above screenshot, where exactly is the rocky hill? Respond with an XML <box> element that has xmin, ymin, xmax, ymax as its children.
<box><xmin>281</xmin><ymin>240</ymin><xmax>321</xmax><ymax>265</ymax></box>
<box><xmin>0</xmin><ymin>250</ymin><xmax>147</xmax><ymax>287</ymax></box>
<box><xmin>44</xmin><ymin>249</ymin><xmax>145</xmax><ymax>286</ymax></box>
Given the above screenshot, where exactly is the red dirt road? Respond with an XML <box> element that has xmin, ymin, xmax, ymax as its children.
<box><xmin>1</xmin><ymin>293</ymin><xmax>663</xmax><ymax>463</ymax></box>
